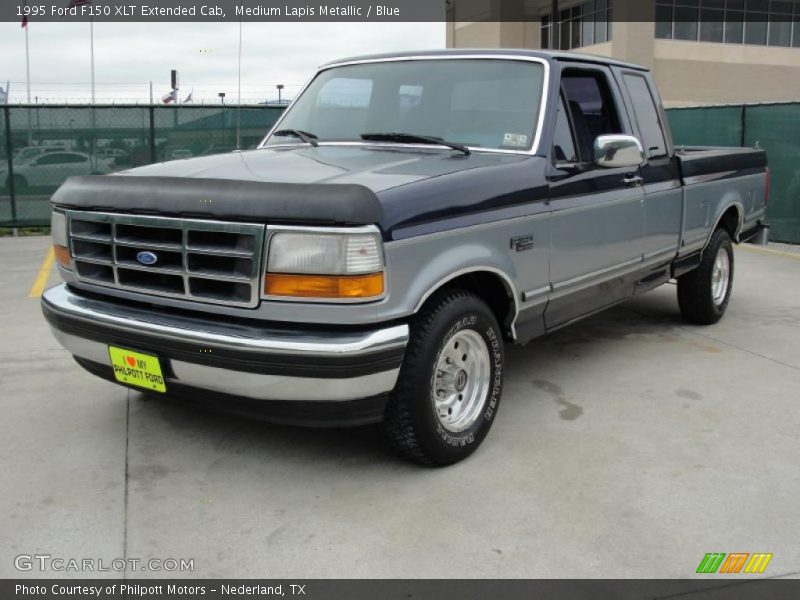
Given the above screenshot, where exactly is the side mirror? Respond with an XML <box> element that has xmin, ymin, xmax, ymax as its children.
<box><xmin>594</xmin><ymin>135</ymin><xmax>646</xmax><ymax>169</ymax></box>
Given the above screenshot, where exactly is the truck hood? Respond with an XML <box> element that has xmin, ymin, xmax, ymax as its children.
<box><xmin>121</xmin><ymin>145</ymin><xmax>530</xmax><ymax>193</ymax></box>
<box><xmin>54</xmin><ymin>145</ymin><xmax>547</xmax><ymax>239</ymax></box>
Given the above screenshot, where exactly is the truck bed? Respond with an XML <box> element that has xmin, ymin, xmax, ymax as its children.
<box><xmin>675</xmin><ymin>146</ymin><xmax>767</xmax><ymax>182</ymax></box>
<box><xmin>673</xmin><ymin>145</ymin><xmax>768</xmax><ymax>258</ymax></box>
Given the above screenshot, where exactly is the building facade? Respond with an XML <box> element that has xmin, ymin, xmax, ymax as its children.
<box><xmin>446</xmin><ymin>0</ymin><xmax>800</xmax><ymax>107</ymax></box>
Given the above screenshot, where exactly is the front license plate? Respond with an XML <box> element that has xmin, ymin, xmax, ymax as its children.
<box><xmin>108</xmin><ymin>346</ymin><xmax>167</xmax><ymax>393</ymax></box>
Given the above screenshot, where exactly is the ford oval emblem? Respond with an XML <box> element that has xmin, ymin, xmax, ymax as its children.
<box><xmin>136</xmin><ymin>251</ymin><xmax>158</xmax><ymax>266</ymax></box>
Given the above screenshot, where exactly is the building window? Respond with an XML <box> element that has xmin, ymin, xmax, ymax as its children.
<box><xmin>656</xmin><ymin>0</ymin><xmax>800</xmax><ymax>48</ymax></box>
<box><xmin>540</xmin><ymin>0</ymin><xmax>614</xmax><ymax>50</ymax></box>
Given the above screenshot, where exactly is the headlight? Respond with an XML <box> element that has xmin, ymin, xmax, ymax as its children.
<box><xmin>51</xmin><ymin>211</ymin><xmax>71</xmax><ymax>270</ymax></box>
<box><xmin>264</xmin><ymin>227</ymin><xmax>385</xmax><ymax>300</ymax></box>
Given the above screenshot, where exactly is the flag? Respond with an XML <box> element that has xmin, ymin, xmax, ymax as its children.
<box><xmin>21</xmin><ymin>15</ymin><xmax>28</xmax><ymax>28</ymax></box>
<box><xmin>183</xmin><ymin>92</ymin><xmax>193</xmax><ymax>104</ymax></box>
<box><xmin>161</xmin><ymin>92</ymin><xmax>175</xmax><ymax>104</ymax></box>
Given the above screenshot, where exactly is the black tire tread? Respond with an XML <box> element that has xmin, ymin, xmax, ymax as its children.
<box><xmin>677</xmin><ymin>228</ymin><xmax>733</xmax><ymax>325</ymax></box>
<box><xmin>383</xmin><ymin>288</ymin><xmax>477</xmax><ymax>466</ymax></box>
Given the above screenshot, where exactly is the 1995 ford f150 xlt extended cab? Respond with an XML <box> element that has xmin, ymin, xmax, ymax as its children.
<box><xmin>42</xmin><ymin>50</ymin><xmax>769</xmax><ymax>466</ymax></box>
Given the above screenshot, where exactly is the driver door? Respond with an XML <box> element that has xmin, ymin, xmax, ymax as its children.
<box><xmin>545</xmin><ymin>65</ymin><xmax>645</xmax><ymax>329</ymax></box>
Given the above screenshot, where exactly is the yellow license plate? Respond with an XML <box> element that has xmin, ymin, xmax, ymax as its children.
<box><xmin>108</xmin><ymin>346</ymin><xmax>166</xmax><ymax>393</ymax></box>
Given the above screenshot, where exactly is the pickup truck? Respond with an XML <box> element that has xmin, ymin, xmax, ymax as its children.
<box><xmin>42</xmin><ymin>50</ymin><xmax>769</xmax><ymax>466</ymax></box>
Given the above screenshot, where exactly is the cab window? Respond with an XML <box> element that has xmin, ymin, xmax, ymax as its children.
<box><xmin>623</xmin><ymin>73</ymin><xmax>668</xmax><ymax>159</ymax></box>
<box><xmin>560</xmin><ymin>69</ymin><xmax>622</xmax><ymax>162</ymax></box>
<box><xmin>552</xmin><ymin>96</ymin><xmax>578</xmax><ymax>163</ymax></box>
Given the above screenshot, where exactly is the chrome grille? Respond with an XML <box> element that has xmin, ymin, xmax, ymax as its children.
<box><xmin>66</xmin><ymin>211</ymin><xmax>265</xmax><ymax>308</ymax></box>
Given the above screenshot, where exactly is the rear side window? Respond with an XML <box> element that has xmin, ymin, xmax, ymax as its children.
<box><xmin>623</xmin><ymin>74</ymin><xmax>668</xmax><ymax>159</ymax></box>
<box><xmin>561</xmin><ymin>69</ymin><xmax>622</xmax><ymax>162</ymax></box>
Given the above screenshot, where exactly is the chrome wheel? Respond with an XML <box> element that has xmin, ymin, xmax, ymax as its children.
<box><xmin>433</xmin><ymin>329</ymin><xmax>491</xmax><ymax>433</ymax></box>
<box><xmin>711</xmin><ymin>247</ymin><xmax>730</xmax><ymax>306</ymax></box>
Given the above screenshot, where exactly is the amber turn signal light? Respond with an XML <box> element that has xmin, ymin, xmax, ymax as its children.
<box><xmin>264</xmin><ymin>273</ymin><xmax>384</xmax><ymax>299</ymax></box>
<box><xmin>54</xmin><ymin>244</ymin><xmax>71</xmax><ymax>269</ymax></box>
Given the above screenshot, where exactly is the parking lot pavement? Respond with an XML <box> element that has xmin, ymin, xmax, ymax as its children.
<box><xmin>2</xmin><ymin>235</ymin><xmax>799</xmax><ymax>579</ymax></box>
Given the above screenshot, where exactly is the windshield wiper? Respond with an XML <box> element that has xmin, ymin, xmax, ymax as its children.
<box><xmin>273</xmin><ymin>129</ymin><xmax>319</xmax><ymax>147</ymax></box>
<box><xmin>360</xmin><ymin>133</ymin><xmax>470</xmax><ymax>156</ymax></box>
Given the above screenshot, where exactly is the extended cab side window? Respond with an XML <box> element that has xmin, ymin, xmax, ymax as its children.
<box><xmin>623</xmin><ymin>74</ymin><xmax>668</xmax><ymax>159</ymax></box>
<box><xmin>561</xmin><ymin>69</ymin><xmax>622</xmax><ymax>163</ymax></box>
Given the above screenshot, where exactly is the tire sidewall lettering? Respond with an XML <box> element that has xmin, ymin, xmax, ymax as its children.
<box><xmin>431</xmin><ymin>313</ymin><xmax>503</xmax><ymax>448</ymax></box>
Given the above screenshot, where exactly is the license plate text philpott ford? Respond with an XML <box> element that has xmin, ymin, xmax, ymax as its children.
<box><xmin>108</xmin><ymin>346</ymin><xmax>166</xmax><ymax>393</ymax></box>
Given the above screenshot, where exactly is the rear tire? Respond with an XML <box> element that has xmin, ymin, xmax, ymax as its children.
<box><xmin>677</xmin><ymin>228</ymin><xmax>734</xmax><ymax>325</ymax></box>
<box><xmin>382</xmin><ymin>289</ymin><xmax>504</xmax><ymax>466</ymax></box>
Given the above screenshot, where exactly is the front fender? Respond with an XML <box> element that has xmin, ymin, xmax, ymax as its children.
<box><xmin>384</xmin><ymin>238</ymin><xmax>520</xmax><ymax>318</ymax></box>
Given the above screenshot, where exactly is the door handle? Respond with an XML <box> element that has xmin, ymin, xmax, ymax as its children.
<box><xmin>623</xmin><ymin>175</ymin><xmax>644</xmax><ymax>187</ymax></box>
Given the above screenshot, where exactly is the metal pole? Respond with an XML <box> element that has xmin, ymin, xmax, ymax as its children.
<box><xmin>90</xmin><ymin>18</ymin><xmax>95</xmax><ymax>105</ymax></box>
<box><xmin>148</xmin><ymin>106</ymin><xmax>156</xmax><ymax>163</ymax></box>
<box><xmin>149</xmin><ymin>81</ymin><xmax>153</xmax><ymax>104</ymax></box>
<box><xmin>551</xmin><ymin>0</ymin><xmax>560</xmax><ymax>50</ymax></box>
<box><xmin>221</xmin><ymin>96</ymin><xmax>225</xmax><ymax>145</ymax></box>
<box><xmin>236</xmin><ymin>20</ymin><xmax>242</xmax><ymax>150</ymax></box>
<box><xmin>89</xmin><ymin>19</ymin><xmax>97</xmax><ymax>172</ymax></box>
<box><xmin>24</xmin><ymin>19</ymin><xmax>32</xmax><ymax>145</ymax></box>
<box><xmin>740</xmin><ymin>104</ymin><xmax>747</xmax><ymax>148</ymax></box>
<box><xmin>24</xmin><ymin>26</ymin><xmax>31</xmax><ymax>103</ymax></box>
<box><xmin>4</xmin><ymin>106</ymin><xmax>18</xmax><ymax>228</ymax></box>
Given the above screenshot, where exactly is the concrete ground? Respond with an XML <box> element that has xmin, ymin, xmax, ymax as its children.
<box><xmin>1</xmin><ymin>235</ymin><xmax>798</xmax><ymax>579</ymax></box>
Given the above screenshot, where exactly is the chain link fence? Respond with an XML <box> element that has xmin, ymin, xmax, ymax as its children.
<box><xmin>667</xmin><ymin>102</ymin><xmax>800</xmax><ymax>243</ymax></box>
<box><xmin>2</xmin><ymin>102</ymin><xmax>798</xmax><ymax>243</ymax></box>
<box><xmin>1</xmin><ymin>104</ymin><xmax>284</xmax><ymax>228</ymax></box>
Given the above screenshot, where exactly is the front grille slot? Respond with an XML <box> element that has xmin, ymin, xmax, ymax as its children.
<box><xmin>189</xmin><ymin>278</ymin><xmax>252</xmax><ymax>303</ymax></box>
<box><xmin>116</xmin><ymin>224</ymin><xmax>182</xmax><ymax>247</ymax></box>
<box><xmin>75</xmin><ymin>261</ymin><xmax>114</xmax><ymax>284</ymax></box>
<box><xmin>73</xmin><ymin>240</ymin><xmax>113</xmax><ymax>263</ymax></box>
<box><xmin>187</xmin><ymin>253</ymin><xmax>253</xmax><ymax>279</ymax></box>
<box><xmin>71</xmin><ymin>220</ymin><xmax>111</xmax><ymax>241</ymax></box>
<box><xmin>187</xmin><ymin>230</ymin><xmax>255</xmax><ymax>254</ymax></box>
<box><xmin>117</xmin><ymin>268</ymin><xmax>186</xmax><ymax>295</ymax></box>
<box><xmin>67</xmin><ymin>212</ymin><xmax>265</xmax><ymax>308</ymax></box>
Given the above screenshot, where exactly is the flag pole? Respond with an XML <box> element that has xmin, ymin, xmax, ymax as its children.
<box><xmin>236</xmin><ymin>19</ymin><xmax>242</xmax><ymax>150</ymax></box>
<box><xmin>90</xmin><ymin>17</ymin><xmax>95</xmax><ymax>104</ymax></box>
<box><xmin>89</xmin><ymin>16</ymin><xmax>97</xmax><ymax>172</ymax></box>
<box><xmin>24</xmin><ymin>23</ymin><xmax>31</xmax><ymax>104</ymax></box>
<box><xmin>25</xmin><ymin>14</ymin><xmax>32</xmax><ymax>144</ymax></box>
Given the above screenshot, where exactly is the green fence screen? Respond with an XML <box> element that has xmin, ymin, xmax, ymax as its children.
<box><xmin>667</xmin><ymin>102</ymin><xmax>800</xmax><ymax>243</ymax></box>
<box><xmin>0</xmin><ymin>105</ymin><xmax>284</xmax><ymax>228</ymax></box>
<box><xmin>1</xmin><ymin>102</ymin><xmax>798</xmax><ymax>243</ymax></box>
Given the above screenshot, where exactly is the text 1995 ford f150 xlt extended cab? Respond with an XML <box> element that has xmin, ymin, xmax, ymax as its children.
<box><xmin>42</xmin><ymin>50</ymin><xmax>769</xmax><ymax>465</ymax></box>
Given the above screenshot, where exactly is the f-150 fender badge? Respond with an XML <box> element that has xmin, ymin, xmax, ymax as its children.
<box><xmin>510</xmin><ymin>235</ymin><xmax>534</xmax><ymax>252</ymax></box>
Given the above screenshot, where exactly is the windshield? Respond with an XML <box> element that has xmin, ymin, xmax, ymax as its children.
<box><xmin>264</xmin><ymin>59</ymin><xmax>546</xmax><ymax>152</ymax></box>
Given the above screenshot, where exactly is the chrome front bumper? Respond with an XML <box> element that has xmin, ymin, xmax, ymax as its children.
<box><xmin>42</xmin><ymin>284</ymin><xmax>408</xmax><ymax>404</ymax></box>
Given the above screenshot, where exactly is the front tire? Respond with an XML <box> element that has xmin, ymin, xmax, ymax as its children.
<box><xmin>383</xmin><ymin>289</ymin><xmax>505</xmax><ymax>466</ymax></box>
<box><xmin>677</xmin><ymin>228</ymin><xmax>734</xmax><ymax>325</ymax></box>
